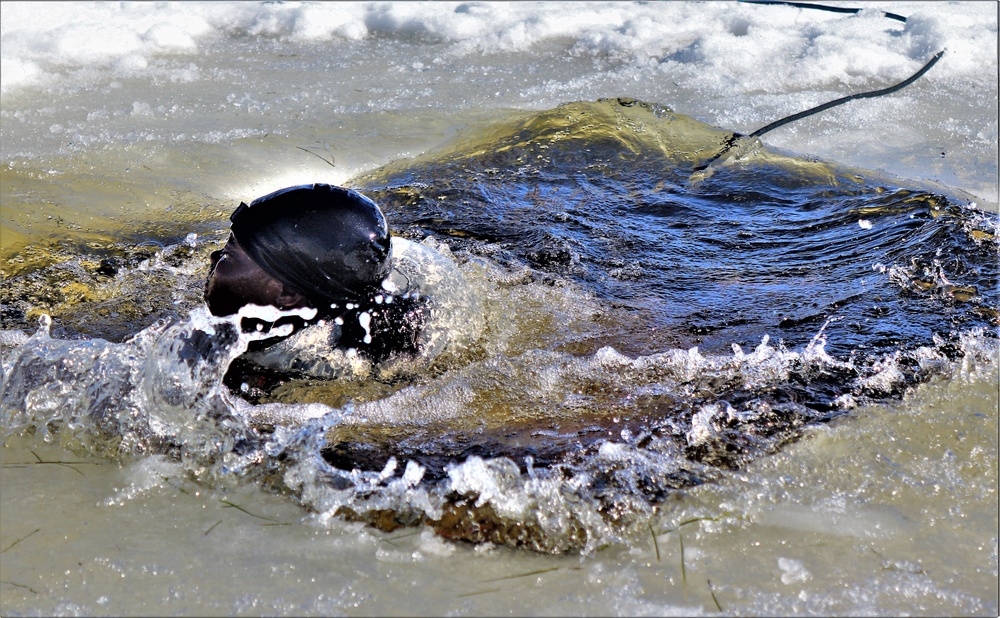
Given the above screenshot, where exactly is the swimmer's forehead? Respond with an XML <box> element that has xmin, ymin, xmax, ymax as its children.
<box><xmin>240</xmin><ymin>183</ymin><xmax>379</xmax><ymax>210</ymax></box>
<box><xmin>228</xmin><ymin>184</ymin><xmax>311</xmax><ymax>223</ymax></box>
<box><xmin>226</xmin><ymin>183</ymin><xmax>392</xmax><ymax>306</ymax></box>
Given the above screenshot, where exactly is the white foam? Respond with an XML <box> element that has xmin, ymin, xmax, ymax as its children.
<box><xmin>238</xmin><ymin>303</ymin><xmax>318</xmax><ymax>325</ymax></box>
<box><xmin>778</xmin><ymin>557</ymin><xmax>813</xmax><ymax>585</ymax></box>
<box><xmin>103</xmin><ymin>455</ymin><xmax>185</xmax><ymax>507</ymax></box>
<box><xmin>358</xmin><ymin>311</ymin><xmax>372</xmax><ymax>345</ymax></box>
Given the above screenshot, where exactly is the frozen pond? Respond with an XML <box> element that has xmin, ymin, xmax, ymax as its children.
<box><xmin>2</xmin><ymin>2</ymin><xmax>997</xmax><ymax>615</ymax></box>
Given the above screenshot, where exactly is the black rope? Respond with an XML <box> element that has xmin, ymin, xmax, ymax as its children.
<box><xmin>749</xmin><ymin>49</ymin><xmax>944</xmax><ymax>139</ymax></box>
<box><xmin>738</xmin><ymin>0</ymin><xmax>907</xmax><ymax>23</ymax></box>
<box><xmin>693</xmin><ymin>49</ymin><xmax>945</xmax><ymax>173</ymax></box>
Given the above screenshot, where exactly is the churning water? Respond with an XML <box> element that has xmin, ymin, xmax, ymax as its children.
<box><xmin>1</xmin><ymin>2</ymin><xmax>997</xmax><ymax>616</ymax></box>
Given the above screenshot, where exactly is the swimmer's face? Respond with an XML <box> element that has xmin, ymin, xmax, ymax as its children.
<box><xmin>204</xmin><ymin>235</ymin><xmax>307</xmax><ymax>316</ymax></box>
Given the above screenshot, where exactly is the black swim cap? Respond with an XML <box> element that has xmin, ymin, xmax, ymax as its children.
<box><xmin>229</xmin><ymin>184</ymin><xmax>391</xmax><ymax>308</ymax></box>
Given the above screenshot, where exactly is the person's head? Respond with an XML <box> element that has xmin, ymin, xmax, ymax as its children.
<box><xmin>205</xmin><ymin>184</ymin><xmax>392</xmax><ymax>318</ymax></box>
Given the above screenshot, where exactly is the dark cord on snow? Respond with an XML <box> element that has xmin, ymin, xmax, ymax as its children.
<box><xmin>738</xmin><ymin>0</ymin><xmax>907</xmax><ymax>24</ymax></box>
<box><xmin>692</xmin><ymin>2</ymin><xmax>943</xmax><ymax>176</ymax></box>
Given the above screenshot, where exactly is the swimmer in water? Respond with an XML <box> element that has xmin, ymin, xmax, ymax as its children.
<box><xmin>205</xmin><ymin>183</ymin><xmax>482</xmax><ymax>382</ymax></box>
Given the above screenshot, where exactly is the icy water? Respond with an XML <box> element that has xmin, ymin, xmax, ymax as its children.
<box><xmin>2</xmin><ymin>2</ymin><xmax>998</xmax><ymax>616</ymax></box>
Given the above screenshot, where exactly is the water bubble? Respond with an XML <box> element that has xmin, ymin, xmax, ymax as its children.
<box><xmin>358</xmin><ymin>312</ymin><xmax>372</xmax><ymax>344</ymax></box>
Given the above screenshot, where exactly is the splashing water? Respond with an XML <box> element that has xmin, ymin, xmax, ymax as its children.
<box><xmin>2</xmin><ymin>100</ymin><xmax>998</xmax><ymax>553</ymax></box>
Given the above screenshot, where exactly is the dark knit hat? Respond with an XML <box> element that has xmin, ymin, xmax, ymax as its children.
<box><xmin>229</xmin><ymin>184</ymin><xmax>391</xmax><ymax>308</ymax></box>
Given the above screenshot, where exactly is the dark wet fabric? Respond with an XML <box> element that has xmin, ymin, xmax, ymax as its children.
<box><xmin>229</xmin><ymin>184</ymin><xmax>392</xmax><ymax>308</ymax></box>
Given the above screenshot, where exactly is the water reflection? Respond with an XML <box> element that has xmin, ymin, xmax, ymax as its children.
<box><xmin>2</xmin><ymin>99</ymin><xmax>997</xmax><ymax>552</ymax></box>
